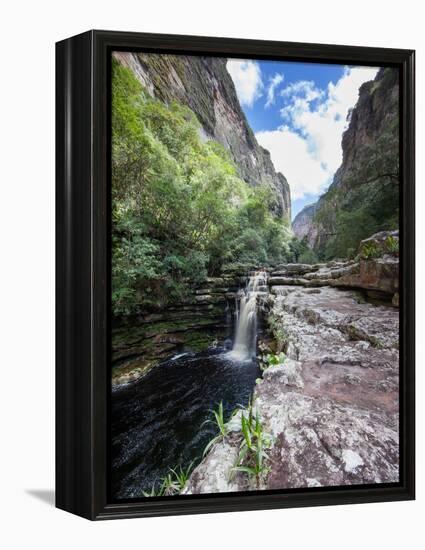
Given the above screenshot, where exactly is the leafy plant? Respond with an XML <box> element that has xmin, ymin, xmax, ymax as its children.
<box><xmin>266</xmin><ymin>352</ymin><xmax>286</xmax><ymax>366</ymax></box>
<box><xmin>260</xmin><ymin>352</ymin><xmax>286</xmax><ymax>371</ymax></box>
<box><xmin>359</xmin><ymin>241</ymin><xmax>380</xmax><ymax>259</ymax></box>
<box><xmin>169</xmin><ymin>462</ymin><xmax>194</xmax><ymax>489</ymax></box>
<box><xmin>202</xmin><ymin>401</ymin><xmax>230</xmax><ymax>457</ymax></box>
<box><xmin>260</xmin><ymin>351</ymin><xmax>286</xmax><ymax>370</ymax></box>
<box><xmin>232</xmin><ymin>401</ymin><xmax>273</xmax><ymax>490</ymax></box>
<box><xmin>287</xmin><ymin>236</ymin><xmax>317</xmax><ymax>264</ymax></box>
<box><xmin>385</xmin><ymin>235</ymin><xmax>399</xmax><ymax>255</ymax></box>
<box><xmin>142</xmin><ymin>481</ymin><xmax>165</xmax><ymax>498</ymax></box>
<box><xmin>142</xmin><ymin>461</ymin><xmax>194</xmax><ymax>497</ymax></box>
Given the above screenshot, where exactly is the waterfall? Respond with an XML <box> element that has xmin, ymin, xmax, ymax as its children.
<box><xmin>230</xmin><ymin>271</ymin><xmax>267</xmax><ymax>361</ymax></box>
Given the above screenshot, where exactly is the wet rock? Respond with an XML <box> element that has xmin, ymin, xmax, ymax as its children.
<box><xmin>270</xmin><ymin>286</ymin><xmax>299</xmax><ymax>298</ymax></box>
<box><xmin>194</xmin><ymin>294</ymin><xmax>226</xmax><ymax>304</ymax></box>
<box><xmin>112</xmin><ymin>281</ymin><xmax>238</xmax><ymax>385</ymax></box>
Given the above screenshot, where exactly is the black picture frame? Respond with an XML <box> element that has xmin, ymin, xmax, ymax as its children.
<box><xmin>56</xmin><ymin>29</ymin><xmax>415</xmax><ymax>520</ymax></box>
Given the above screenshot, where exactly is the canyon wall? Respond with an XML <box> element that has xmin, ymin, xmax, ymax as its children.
<box><xmin>114</xmin><ymin>52</ymin><xmax>291</xmax><ymax>219</ymax></box>
<box><xmin>293</xmin><ymin>68</ymin><xmax>399</xmax><ymax>258</ymax></box>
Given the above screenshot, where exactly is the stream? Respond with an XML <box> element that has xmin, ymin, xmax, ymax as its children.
<box><xmin>111</xmin><ymin>272</ymin><xmax>265</xmax><ymax>500</ymax></box>
<box><xmin>111</xmin><ymin>349</ymin><xmax>260</xmax><ymax>499</ymax></box>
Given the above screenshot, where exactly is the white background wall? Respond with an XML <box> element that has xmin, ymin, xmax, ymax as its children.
<box><xmin>0</xmin><ymin>1</ymin><xmax>422</xmax><ymax>547</ymax></box>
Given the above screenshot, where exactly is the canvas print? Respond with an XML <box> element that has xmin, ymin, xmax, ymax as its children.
<box><xmin>110</xmin><ymin>51</ymin><xmax>400</xmax><ymax>500</ymax></box>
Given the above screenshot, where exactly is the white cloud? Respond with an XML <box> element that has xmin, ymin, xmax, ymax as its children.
<box><xmin>265</xmin><ymin>73</ymin><xmax>284</xmax><ymax>108</ymax></box>
<box><xmin>227</xmin><ymin>59</ymin><xmax>263</xmax><ymax>107</ymax></box>
<box><xmin>256</xmin><ymin>66</ymin><xmax>379</xmax><ymax>200</ymax></box>
<box><xmin>256</xmin><ymin>127</ymin><xmax>331</xmax><ymax>199</ymax></box>
<box><xmin>280</xmin><ymin>80</ymin><xmax>324</xmax><ymax>102</ymax></box>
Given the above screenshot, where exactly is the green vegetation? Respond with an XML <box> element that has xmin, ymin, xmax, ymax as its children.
<box><xmin>359</xmin><ymin>241</ymin><xmax>380</xmax><ymax>260</ymax></box>
<box><xmin>385</xmin><ymin>235</ymin><xmax>399</xmax><ymax>255</ymax></box>
<box><xmin>312</xmin><ymin>70</ymin><xmax>399</xmax><ymax>261</ymax></box>
<box><xmin>202</xmin><ymin>401</ymin><xmax>231</xmax><ymax>457</ymax></box>
<box><xmin>112</xmin><ymin>59</ymin><xmax>293</xmax><ymax>316</ymax></box>
<box><xmin>298</xmin><ymin>247</ymin><xmax>319</xmax><ymax>264</ymax></box>
<box><xmin>288</xmin><ymin>236</ymin><xmax>318</xmax><ymax>264</ymax></box>
<box><xmin>267</xmin><ymin>313</ymin><xmax>288</xmax><ymax>353</ymax></box>
<box><xmin>358</xmin><ymin>233</ymin><xmax>399</xmax><ymax>260</ymax></box>
<box><xmin>317</xmin><ymin>176</ymin><xmax>399</xmax><ymax>260</ymax></box>
<box><xmin>142</xmin><ymin>462</ymin><xmax>194</xmax><ymax>497</ymax></box>
<box><xmin>232</xmin><ymin>401</ymin><xmax>273</xmax><ymax>490</ymax></box>
<box><xmin>142</xmin><ymin>482</ymin><xmax>165</xmax><ymax>498</ymax></box>
<box><xmin>201</xmin><ymin>400</ymin><xmax>273</xmax><ymax>490</ymax></box>
<box><xmin>260</xmin><ymin>351</ymin><xmax>286</xmax><ymax>371</ymax></box>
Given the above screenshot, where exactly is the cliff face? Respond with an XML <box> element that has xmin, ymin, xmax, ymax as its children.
<box><xmin>292</xmin><ymin>203</ymin><xmax>318</xmax><ymax>248</ymax></box>
<box><xmin>293</xmin><ymin>67</ymin><xmax>399</xmax><ymax>256</ymax></box>
<box><xmin>114</xmin><ymin>52</ymin><xmax>291</xmax><ymax>219</ymax></box>
<box><xmin>334</xmin><ymin>67</ymin><xmax>399</xmax><ymax>189</ymax></box>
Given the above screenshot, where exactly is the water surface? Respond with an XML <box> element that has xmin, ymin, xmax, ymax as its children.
<box><xmin>111</xmin><ymin>348</ymin><xmax>260</xmax><ymax>499</ymax></box>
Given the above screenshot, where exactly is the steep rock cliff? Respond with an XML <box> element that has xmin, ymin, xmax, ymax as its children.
<box><xmin>114</xmin><ymin>52</ymin><xmax>291</xmax><ymax>219</ymax></box>
<box><xmin>293</xmin><ymin>67</ymin><xmax>399</xmax><ymax>257</ymax></box>
<box><xmin>291</xmin><ymin>203</ymin><xmax>318</xmax><ymax>248</ymax></box>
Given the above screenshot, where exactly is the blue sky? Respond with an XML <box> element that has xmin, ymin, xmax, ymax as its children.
<box><xmin>226</xmin><ymin>59</ymin><xmax>379</xmax><ymax>219</ymax></box>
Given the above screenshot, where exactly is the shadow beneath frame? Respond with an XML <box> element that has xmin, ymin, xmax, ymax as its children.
<box><xmin>26</xmin><ymin>489</ymin><xmax>55</xmax><ymax>507</ymax></box>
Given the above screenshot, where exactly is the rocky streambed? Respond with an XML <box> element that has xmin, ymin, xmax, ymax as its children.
<box><xmin>112</xmin><ymin>231</ymin><xmax>400</xmax><ymax>495</ymax></box>
<box><xmin>184</xmin><ymin>235</ymin><xmax>400</xmax><ymax>493</ymax></box>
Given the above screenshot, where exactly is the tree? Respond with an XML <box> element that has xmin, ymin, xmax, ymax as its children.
<box><xmin>111</xmin><ymin>59</ymin><xmax>293</xmax><ymax>316</ymax></box>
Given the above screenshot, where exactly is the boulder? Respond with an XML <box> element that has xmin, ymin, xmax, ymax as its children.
<box><xmin>331</xmin><ymin>256</ymin><xmax>398</xmax><ymax>295</ymax></box>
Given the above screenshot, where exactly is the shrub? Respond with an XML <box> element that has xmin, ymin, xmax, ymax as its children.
<box><xmin>359</xmin><ymin>241</ymin><xmax>380</xmax><ymax>259</ymax></box>
<box><xmin>385</xmin><ymin>235</ymin><xmax>399</xmax><ymax>255</ymax></box>
<box><xmin>298</xmin><ymin>248</ymin><xmax>318</xmax><ymax>264</ymax></box>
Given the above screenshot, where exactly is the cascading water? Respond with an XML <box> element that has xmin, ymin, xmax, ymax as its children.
<box><xmin>230</xmin><ymin>271</ymin><xmax>268</xmax><ymax>361</ymax></box>
<box><xmin>112</xmin><ymin>272</ymin><xmax>265</xmax><ymax>498</ymax></box>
